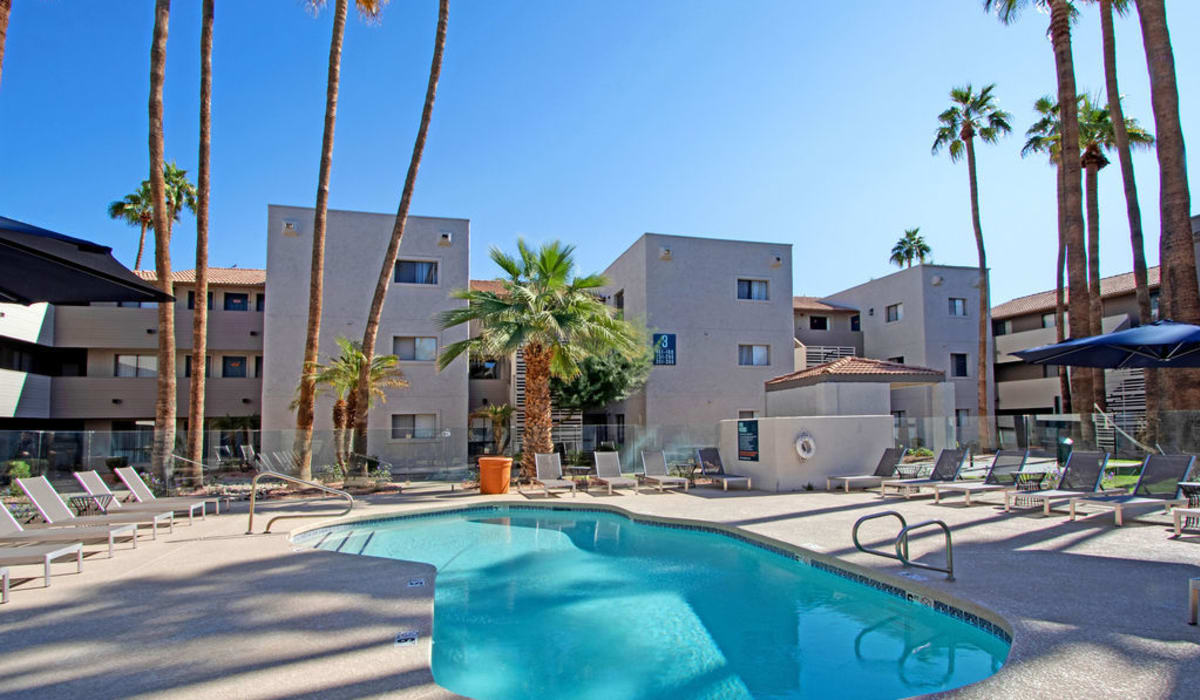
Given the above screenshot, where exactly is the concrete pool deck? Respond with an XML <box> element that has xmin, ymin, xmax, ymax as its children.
<box><xmin>2</xmin><ymin>485</ymin><xmax>1198</xmax><ymax>699</ymax></box>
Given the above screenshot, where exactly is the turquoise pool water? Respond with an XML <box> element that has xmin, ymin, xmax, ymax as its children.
<box><xmin>302</xmin><ymin>506</ymin><xmax>1008</xmax><ymax>699</ymax></box>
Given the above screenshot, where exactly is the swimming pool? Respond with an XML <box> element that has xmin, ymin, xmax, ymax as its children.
<box><xmin>297</xmin><ymin>505</ymin><xmax>1009</xmax><ymax>699</ymax></box>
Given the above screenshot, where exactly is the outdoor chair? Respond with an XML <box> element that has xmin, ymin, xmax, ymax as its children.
<box><xmin>640</xmin><ymin>450</ymin><xmax>689</xmax><ymax>492</ymax></box>
<box><xmin>1003</xmin><ymin>451</ymin><xmax>1109</xmax><ymax>516</ymax></box>
<box><xmin>532</xmin><ymin>453</ymin><xmax>576</xmax><ymax>497</ymax></box>
<box><xmin>826</xmin><ymin>447</ymin><xmax>906</xmax><ymax>493</ymax></box>
<box><xmin>931</xmin><ymin>449</ymin><xmax>1029</xmax><ymax>506</ymax></box>
<box><xmin>591</xmin><ymin>452</ymin><xmax>638</xmax><ymax>495</ymax></box>
<box><xmin>879</xmin><ymin>449</ymin><xmax>966</xmax><ymax>499</ymax></box>
<box><xmin>83</xmin><ymin>469</ymin><xmax>219</xmax><ymax>524</ymax></box>
<box><xmin>695</xmin><ymin>448</ymin><xmax>752</xmax><ymax>491</ymax></box>
<box><xmin>1069</xmin><ymin>454</ymin><xmax>1196</xmax><ymax>526</ymax></box>
<box><xmin>0</xmin><ymin>500</ymin><xmax>137</xmax><ymax>558</ymax></box>
<box><xmin>0</xmin><ymin>542</ymin><xmax>83</xmax><ymax>596</ymax></box>
<box><xmin>17</xmin><ymin>476</ymin><xmax>174</xmax><ymax>539</ymax></box>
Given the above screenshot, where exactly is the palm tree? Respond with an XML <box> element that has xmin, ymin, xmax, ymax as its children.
<box><xmin>1133</xmin><ymin>0</ymin><xmax>1200</xmax><ymax>411</ymax></box>
<box><xmin>1022</xmin><ymin>94</ymin><xmax>1073</xmax><ymax>412</ymax></box>
<box><xmin>185</xmin><ymin>0</ymin><xmax>215</xmax><ymax>489</ymax></box>
<box><xmin>0</xmin><ymin>0</ymin><xmax>10</xmax><ymax>91</ymax></box>
<box><xmin>354</xmin><ymin>0</ymin><xmax>450</xmax><ymax>459</ymax></box>
<box><xmin>889</xmin><ymin>228</ymin><xmax>930</xmax><ymax>268</ymax></box>
<box><xmin>107</xmin><ymin>184</ymin><xmax>154</xmax><ymax>270</ymax></box>
<box><xmin>294</xmin><ymin>0</ymin><xmax>388</xmax><ymax>482</ymax></box>
<box><xmin>147</xmin><ymin>0</ymin><xmax>174</xmax><ymax>481</ymax></box>
<box><xmin>932</xmin><ymin>83</ymin><xmax>1011</xmax><ymax>450</ymax></box>
<box><xmin>437</xmin><ymin>241</ymin><xmax>642</xmax><ymax>480</ymax></box>
<box><xmin>471</xmin><ymin>403</ymin><xmax>514</xmax><ymax>455</ymax></box>
<box><xmin>985</xmin><ymin>0</ymin><xmax>1094</xmax><ymax>441</ymax></box>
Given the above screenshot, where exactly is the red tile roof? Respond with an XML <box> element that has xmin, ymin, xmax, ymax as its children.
<box><xmin>765</xmin><ymin>356</ymin><xmax>944</xmax><ymax>389</ymax></box>
<box><xmin>793</xmin><ymin>296</ymin><xmax>858</xmax><ymax>313</ymax></box>
<box><xmin>991</xmin><ymin>266</ymin><xmax>1160</xmax><ymax>320</ymax></box>
<box><xmin>135</xmin><ymin>267</ymin><xmax>266</xmax><ymax>287</ymax></box>
<box><xmin>469</xmin><ymin>279</ymin><xmax>506</xmax><ymax>294</ymax></box>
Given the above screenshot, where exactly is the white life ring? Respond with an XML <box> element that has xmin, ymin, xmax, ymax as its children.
<box><xmin>795</xmin><ymin>432</ymin><xmax>816</xmax><ymax>461</ymax></box>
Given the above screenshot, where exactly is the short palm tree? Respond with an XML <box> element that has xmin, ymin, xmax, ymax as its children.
<box><xmin>932</xmin><ymin>83</ymin><xmax>1011</xmax><ymax>450</ymax></box>
<box><xmin>438</xmin><ymin>240</ymin><xmax>641</xmax><ymax>479</ymax></box>
<box><xmin>889</xmin><ymin>228</ymin><xmax>930</xmax><ymax>268</ymax></box>
<box><xmin>471</xmin><ymin>403</ymin><xmax>514</xmax><ymax>455</ymax></box>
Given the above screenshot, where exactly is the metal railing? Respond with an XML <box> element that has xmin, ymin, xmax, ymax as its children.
<box><xmin>853</xmin><ymin>510</ymin><xmax>955</xmax><ymax>581</ymax></box>
<box><xmin>245</xmin><ymin>469</ymin><xmax>354</xmax><ymax>534</ymax></box>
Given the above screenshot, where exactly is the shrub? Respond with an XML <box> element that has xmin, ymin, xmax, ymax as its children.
<box><xmin>909</xmin><ymin>447</ymin><xmax>934</xmax><ymax>459</ymax></box>
<box><xmin>6</xmin><ymin>460</ymin><xmax>31</xmax><ymax>496</ymax></box>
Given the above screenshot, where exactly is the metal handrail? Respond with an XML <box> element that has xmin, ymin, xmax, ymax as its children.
<box><xmin>853</xmin><ymin>510</ymin><xmax>955</xmax><ymax>581</ymax></box>
<box><xmin>246</xmin><ymin>469</ymin><xmax>354</xmax><ymax>534</ymax></box>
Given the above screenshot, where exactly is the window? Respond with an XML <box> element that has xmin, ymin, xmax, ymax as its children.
<box><xmin>394</xmin><ymin>260</ymin><xmax>438</xmax><ymax>285</ymax></box>
<box><xmin>256</xmin><ymin>293</ymin><xmax>265</xmax><ymax>312</ymax></box>
<box><xmin>955</xmin><ymin>409</ymin><xmax>970</xmax><ymax>429</ymax></box>
<box><xmin>886</xmin><ymin>303</ymin><xmax>903</xmax><ymax>323</ymax></box>
<box><xmin>888</xmin><ymin>356</ymin><xmax>904</xmax><ymax>364</ymax></box>
<box><xmin>392</xmin><ymin>413</ymin><xmax>436</xmax><ymax>439</ymax></box>
<box><xmin>809</xmin><ymin>315</ymin><xmax>828</xmax><ymax>331</ymax></box>
<box><xmin>737</xmin><ymin>279</ymin><xmax>769</xmax><ymax>301</ymax></box>
<box><xmin>992</xmin><ymin>319</ymin><xmax>1009</xmax><ymax>336</ymax></box>
<box><xmin>1150</xmin><ymin>291</ymin><xmax>1160</xmax><ymax>321</ymax></box>
<box><xmin>951</xmin><ymin>353</ymin><xmax>969</xmax><ymax>378</ymax></box>
<box><xmin>470</xmin><ymin>358</ymin><xmax>499</xmax><ymax>379</ymax></box>
<box><xmin>115</xmin><ymin>354</ymin><xmax>156</xmax><ymax>377</ymax></box>
<box><xmin>1041</xmin><ymin>312</ymin><xmax>1056</xmax><ymax>329</ymax></box>
<box><xmin>118</xmin><ymin>301</ymin><xmax>153</xmax><ymax>308</ymax></box>
<box><xmin>255</xmin><ymin>355</ymin><xmax>263</xmax><ymax>378</ymax></box>
<box><xmin>222</xmin><ymin>355</ymin><xmax>247</xmax><ymax>378</ymax></box>
<box><xmin>949</xmin><ymin>298</ymin><xmax>967</xmax><ymax>316</ymax></box>
<box><xmin>613</xmin><ymin>290</ymin><xmax>624</xmax><ymax>312</ymax></box>
<box><xmin>737</xmin><ymin>344</ymin><xmax>770</xmax><ymax>366</ymax></box>
<box><xmin>187</xmin><ymin>291</ymin><xmax>213</xmax><ymax>310</ymax></box>
<box><xmin>738</xmin><ymin>410</ymin><xmax>757</xmax><ymax>420</ymax></box>
<box><xmin>224</xmin><ymin>293</ymin><xmax>249</xmax><ymax>311</ymax></box>
<box><xmin>183</xmin><ymin>355</ymin><xmax>211</xmax><ymax>378</ymax></box>
<box><xmin>850</xmin><ymin>314</ymin><xmax>861</xmax><ymax>332</ymax></box>
<box><xmin>393</xmin><ymin>336</ymin><xmax>437</xmax><ymax>362</ymax></box>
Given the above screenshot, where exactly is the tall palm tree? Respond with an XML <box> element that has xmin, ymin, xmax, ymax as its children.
<box><xmin>147</xmin><ymin>0</ymin><xmax>174</xmax><ymax>480</ymax></box>
<box><xmin>437</xmin><ymin>241</ymin><xmax>641</xmax><ymax>479</ymax></box>
<box><xmin>985</xmin><ymin>0</ymin><xmax>1094</xmax><ymax>442</ymax></box>
<box><xmin>107</xmin><ymin>184</ymin><xmax>154</xmax><ymax>270</ymax></box>
<box><xmin>889</xmin><ymin>228</ymin><xmax>930</xmax><ymax>268</ymax></box>
<box><xmin>0</xmin><ymin>0</ymin><xmax>10</xmax><ymax>91</ymax></box>
<box><xmin>1134</xmin><ymin>0</ymin><xmax>1200</xmax><ymax>411</ymax></box>
<box><xmin>932</xmin><ymin>83</ymin><xmax>1011</xmax><ymax>450</ymax></box>
<box><xmin>354</xmin><ymin>0</ymin><xmax>449</xmax><ymax>461</ymax></box>
<box><xmin>185</xmin><ymin>0</ymin><xmax>215</xmax><ymax>489</ymax></box>
<box><xmin>471</xmin><ymin>403</ymin><xmax>514</xmax><ymax>455</ymax></box>
<box><xmin>1022</xmin><ymin>94</ymin><xmax>1073</xmax><ymax>412</ymax></box>
<box><xmin>294</xmin><ymin>0</ymin><xmax>387</xmax><ymax>481</ymax></box>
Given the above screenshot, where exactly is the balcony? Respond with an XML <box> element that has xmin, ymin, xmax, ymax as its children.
<box><xmin>0</xmin><ymin>368</ymin><xmax>51</xmax><ymax>419</ymax></box>
<box><xmin>53</xmin><ymin>306</ymin><xmax>264</xmax><ymax>351</ymax></box>
<box><xmin>51</xmin><ymin>377</ymin><xmax>261</xmax><ymax>419</ymax></box>
<box><xmin>994</xmin><ymin>314</ymin><xmax>1130</xmax><ymax>364</ymax></box>
<box><xmin>996</xmin><ymin>377</ymin><xmax>1060</xmax><ymax>411</ymax></box>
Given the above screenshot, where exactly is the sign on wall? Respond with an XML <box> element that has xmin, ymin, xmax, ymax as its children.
<box><xmin>652</xmin><ymin>333</ymin><xmax>676</xmax><ymax>366</ymax></box>
<box><xmin>737</xmin><ymin>420</ymin><xmax>759</xmax><ymax>462</ymax></box>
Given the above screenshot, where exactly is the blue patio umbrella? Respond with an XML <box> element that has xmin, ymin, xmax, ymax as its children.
<box><xmin>1012</xmin><ymin>320</ymin><xmax>1200</xmax><ymax>369</ymax></box>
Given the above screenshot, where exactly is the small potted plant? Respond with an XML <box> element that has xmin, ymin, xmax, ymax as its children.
<box><xmin>473</xmin><ymin>403</ymin><xmax>513</xmax><ymax>494</ymax></box>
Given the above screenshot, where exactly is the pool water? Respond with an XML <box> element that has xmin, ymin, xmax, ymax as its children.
<box><xmin>304</xmin><ymin>507</ymin><xmax>1008</xmax><ymax>699</ymax></box>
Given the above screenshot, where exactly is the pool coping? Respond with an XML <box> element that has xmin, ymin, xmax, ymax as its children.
<box><xmin>290</xmin><ymin>499</ymin><xmax>1014</xmax><ymax>650</ymax></box>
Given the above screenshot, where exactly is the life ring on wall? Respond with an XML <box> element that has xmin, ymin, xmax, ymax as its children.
<box><xmin>795</xmin><ymin>432</ymin><xmax>816</xmax><ymax>462</ymax></box>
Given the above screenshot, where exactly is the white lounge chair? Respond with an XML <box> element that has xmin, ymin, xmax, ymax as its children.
<box><xmin>879</xmin><ymin>449</ymin><xmax>966</xmax><ymax>499</ymax></box>
<box><xmin>532</xmin><ymin>453</ymin><xmax>576</xmax><ymax>497</ymax></box>
<box><xmin>107</xmin><ymin>468</ymin><xmax>223</xmax><ymax>521</ymax></box>
<box><xmin>695</xmin><ymin>448</ymin><xmax>751</xmax><ymax>491</ymax></box>
<box><xmin>827</xmin><ymin>447</ymin><xmax>906</xmax><ymax>493</ymax></box>
<box><xmin>932</xmin><ymin>450</ymin><xmax>1029</xmax><ymax>506</ymax></box>
<box><xmin>0</xmin><ymin>542</ymin><xmax>83</xmax><ymax>595</ymax></box>
<box><xmin>1069</xmin><ymin>454</ymin><xmax>1196</xmax><ymax>526</ymax></box>
<box><xmin>640</xmin><ymin>450</ymin><xmax>689</xmax><ymax>492</ymax></box>
<box><xmin>1003</xmin><ymin>451</ymin><xmax>1108</xmax><ymax>516</ymax></box>
<box><xmin>18</xmin><ymin>476</ymin><xmax>173</xmax><ymax>539</ymax></box>
<box><xmin>592</xmin><ymin>452</ymin><xmax>638</xmax><ymax>495</ymax></box>
<box><xmin>0</xmin><ymin>501</ymin><xmax>137</xmax><ymax>558</ymax></box>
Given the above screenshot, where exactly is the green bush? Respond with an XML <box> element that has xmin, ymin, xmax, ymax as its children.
<box><xmin>908</xmin><ymin>447</ymin><xmax>934</xmax><ymax>459</ymax></box>
<box><xmin>6</xmin><ymin>460</ymin><xmax>31</xmax><ymax>496</ymax></box>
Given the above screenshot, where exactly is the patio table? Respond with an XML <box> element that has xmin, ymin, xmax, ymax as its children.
<box><xmin>565</xmin><ymin>465</ymin><xmax>593</xmax><ymax>489</ymax></box>
<box><xmin>61</xmin><ymin>491</ymin><xmax>113</xmax><ymax>515</ymax></box>
<box><xmin>1180</xmin><ymin>482</ymin><xmax>1200</xmax><ymax>529</ymax></box>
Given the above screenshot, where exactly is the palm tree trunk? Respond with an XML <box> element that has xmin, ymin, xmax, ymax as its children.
<box><xmin>354</xmin><ymin>0</ymin><xmax>449</xmax><ymax>467</ymax></box>
<box><xmin>185</xmin><ymin>0</ymin><xmax>213</xmax><ymax>489</ymax></box>
<box><xmin>343</xmin><ymin>389</ymin><xmax>358</xmax><ymax>467</ymax></box>
<box><xmin>331</xmin><ymin>397</ymin><xmax>347</xmax><ymax>467</ymax></box>
<box><xmin>1102</xmin><ymin>0</ymin><xmax>1157</xmax><ymax>439</ymax></box>
<box><xmin>294</xmin><ymin>0</ymin><xmax>348</xmax><ymax>482</ymax></box>
<box><xmin>1135</xmin><ymin>0</ymin><xmax>1200</xmax><ymax>415</ymax></box>
<box><xmin>134</xmin><ymin>221</ymin><xmax>148</xmax><ymax>270</ymax></box>
<box><xmin>1083</xmin><ymin>153</ymin><xmax>1108</xmax><ymax>413</ymax></box>
<box><xmin>1055</xmin><ymin>162</ymin><xmax>1071</xmax><ymax>413</ymax></box>
<box><xmin>1049</xmin><ymin>0</ymin><xmax>1094</xmax><ymax>444</ymax></box>
<box><xmin>148</xmin><ymin>0</ymin><xmax>176</xmax><ymax>483</ymax></box>
<box><xmin>521</xmin><ymin>345</ymin><xmax>553</xmax><ymax>479</ymax></box>
<box><xmin>963</xmin><ymin>136</ymin><xmax>992</xmax><ymax>450</ymax></box>
<box><xmin>0</xmin><ymin>0</ymin><xmax>10</xmax><ymax>91</ymax></box>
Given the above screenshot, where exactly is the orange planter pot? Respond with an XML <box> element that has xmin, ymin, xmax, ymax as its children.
<box><xmin>478</xmin><ymin>457</ymin><xmax>513</xmax><ymax>494</ymax></box>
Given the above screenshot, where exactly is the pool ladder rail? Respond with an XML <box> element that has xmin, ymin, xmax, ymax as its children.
<box><xmin>246</xmin><ymin>468</ymin><xmax>355</xmax><ymax>534</ymax></box>
<box><xmin>852</xmin><ymin>511</ymin><xmax>955</xmax><ymax>581</ymax></box>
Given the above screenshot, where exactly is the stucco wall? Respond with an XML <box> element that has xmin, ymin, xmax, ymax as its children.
<box><xmin>765</xmin><ymin>382</ymin><xmax>891</xmax><ymax>418</ymax></box>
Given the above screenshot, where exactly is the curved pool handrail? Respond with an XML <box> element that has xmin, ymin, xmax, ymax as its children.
<box><xmin>852</xmin><ymin>510</ymin><xmax>909</xmax><ymax>563</ymax></box>
<box><xmin>896</xmin><ymin>519</ymin><xmax>954</xmax><ymax>581</ymax></box>
<box><xmin>245</xmin><ymin>469</ymin><xmax>354</xmax><ymax>534</ymax></box>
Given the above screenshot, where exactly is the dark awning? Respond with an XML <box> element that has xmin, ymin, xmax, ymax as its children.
<box><xmin>1013</xmin><ymin>320</ymin><xmax>1200</xmax><ymax>368</ymax></box>
<box><xmin>0</xmin><ymin>216</ymin><xmax>174</xmax><ymax>305</ymax></box>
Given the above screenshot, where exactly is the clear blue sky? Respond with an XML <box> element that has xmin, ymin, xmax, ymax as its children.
<box><xmin>1</xmin><ymin>1</ymin><xmax>1197</xmax><ymax>305</ymax></box>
